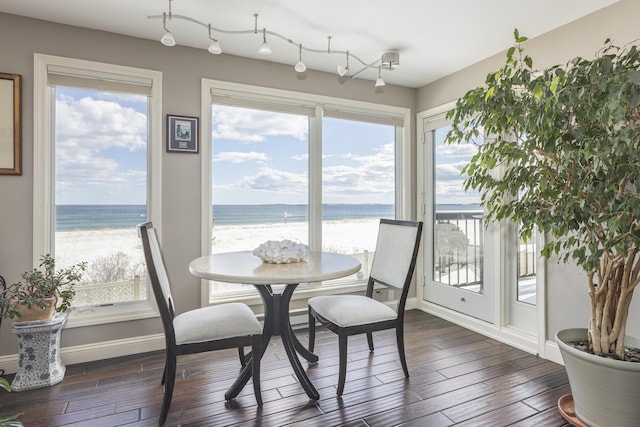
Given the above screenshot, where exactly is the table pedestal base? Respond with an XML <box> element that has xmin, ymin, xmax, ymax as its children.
<box><xmin>11</xmin><ymin>312</ymin><xmax>67</xmax><ymax>392</ymax></box>
<box><xmin>226</xmin><ymin>284</ymin><xmax>320</xmax><ymax>400</ymax></box>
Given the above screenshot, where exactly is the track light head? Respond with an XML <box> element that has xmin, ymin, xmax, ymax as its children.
<box><xmin>207</xmin><ymin>24</ymin><xmax>222</xmax><ymax>54</ymax></box>
<box><xmin>208</xmin><ymin>40</ymin><xmax>222</xmax><ymax>54</ymax></box>
<box><xmin>259</xmin><ymin>28</ymin><xmax>272</xmax><ymax>54</ymax></box>
<box><xmin>294</xmin><ymin>44</ymin><xmax>306</xmax><ymax>72</ymax></box>
<box><xmin>161</xmin><ymin>31</ymin><xmax>176</xmax><ymax>46</ymax></box>
<box><xmin>160</xmin><ymin>11</ymin><xmax>175</xmax><ymax>46</ymax></box>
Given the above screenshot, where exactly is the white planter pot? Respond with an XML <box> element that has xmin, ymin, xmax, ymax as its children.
<box><xmin>556</xmin><ymin>328</ymin><xmax>640</xmax><ymax>427</ymax></box>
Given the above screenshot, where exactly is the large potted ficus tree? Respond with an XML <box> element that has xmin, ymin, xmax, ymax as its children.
<box><xmin>445</xmin><ymin>30</ymin><xmax>640</xmax><ymax>427</ymax></box>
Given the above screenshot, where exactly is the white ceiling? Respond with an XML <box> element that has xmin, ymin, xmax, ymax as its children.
<box><xmin>0</xmin><ymin>0</ymin><xmax>619</xmax><ymax>88</ymax></box>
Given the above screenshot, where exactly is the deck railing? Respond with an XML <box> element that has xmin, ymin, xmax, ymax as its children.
<box><xmin>433</xmin><ymin>210</ymin><xmax>536</xmax><ymax>290</ymax></box>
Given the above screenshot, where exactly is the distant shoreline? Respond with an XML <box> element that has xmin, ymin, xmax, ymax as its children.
<box><xmin>54</xmin><ymin>203</ymin><xmax>480</xmax><ymax>231</ymax></box>
<box><xmin>54</xmin><ymin>203</ymin><xmax>396</xmax><ymax>231</ymax></box>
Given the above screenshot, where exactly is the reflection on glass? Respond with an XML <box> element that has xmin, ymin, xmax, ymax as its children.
<box><xmin>432</xmin><ymin>125</ymin><xmax>484</xmax><ymax>294</ymax></box>
<box><xmin>517</xmin><ymin>223</ymin><xmax>537</xmax><ymax>305</ymax></box>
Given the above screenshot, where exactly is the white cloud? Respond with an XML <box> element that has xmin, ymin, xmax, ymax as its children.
<box><xmin>54</xmin><ymin>93</ymin><xmax>148</xmax><ymax>203</ymax></box>
<box><xmin>437</xmin><ymin>143</ymin><xmax>478</xmax><ymax>157</ymax></box>
<box><xmin>291</xmin><ymin>153</ymin><xmax>332</xmax><ymax>161</ymax></box>
<box><xmin>56</xmin><ymin>95</ymin><xmax>147</xmax><ymax>151</ymax></box>
<box><xmin>436</xmin><ymin>161</ymin><xmax>468</xmax><ymax>181</ymax></box>
<box><xmin>214</xmin><ymin>151</ymin><xmax>269</xmax><ymax>163</ymax></box>
<box><xmin>322</xmin><ymin>143</ymin><xmax>395</xmax><ymax>201</ymax></box>
<box><xmin>212</xmin><ymin>105</ymin><xmax>308</xmax><ymax>142</ymax></box>
<box><xmin>238</xmin><ymin>167</ymin><xmax>308</xmax><ymax>193</ymax></box>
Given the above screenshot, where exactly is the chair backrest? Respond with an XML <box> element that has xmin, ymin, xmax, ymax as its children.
<box><xmin>369</xmin><ymin>219</ymin><xmax>423</xmax><ymax>310</ymax></box>
<box><xmin>138</xmin><ymin>222</ymin><xmax>177</xmax><ymax>345</ymax></box>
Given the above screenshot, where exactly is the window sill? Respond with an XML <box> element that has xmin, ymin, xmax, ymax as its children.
<box><xmin>65</xmin><ymin>301</ymin><xmax>159</xmax><ymax>328</ymax></box>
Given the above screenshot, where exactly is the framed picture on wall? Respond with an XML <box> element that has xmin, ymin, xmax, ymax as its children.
<box><xmin>167</xmin><ymin>114</ymin><xmax>198</xmax><ymax>153</ymax></box>
<box><xmin>0</xmin><ymin>73</ymin><xmax>22</xmax><ymax>175</ymax></box>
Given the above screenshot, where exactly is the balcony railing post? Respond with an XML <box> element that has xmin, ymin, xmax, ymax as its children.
<box><xmin>134</xmin><ymin>275</ymin><xmax>141</xmax><ymax>300</ymax></box>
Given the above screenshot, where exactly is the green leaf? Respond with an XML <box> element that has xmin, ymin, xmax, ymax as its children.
<box><xmin>534</xmin><ymin>84</ymin><xmax>543</xmax><ymax>100</ymax></box>
<box><xmin>485</xmin><ymin>86</ymin><xmax>495</xmax><ymax>101</ymax></box>
<box><xmin>627</xmin><ymin>70</ymin><xmax>640</xmax><ymax>84</ymax></box>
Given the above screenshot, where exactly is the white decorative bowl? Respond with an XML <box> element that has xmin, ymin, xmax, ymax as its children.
<box><xmin>253</xmin><ymin>239</ymin><xmax>309</xmax><ymax>264</ymax></box>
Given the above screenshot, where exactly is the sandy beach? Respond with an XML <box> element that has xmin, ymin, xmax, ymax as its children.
<box><xmin>55</xmin><ymin>218</ymin><xmax>381</xmax><ymax>270</ymax></box>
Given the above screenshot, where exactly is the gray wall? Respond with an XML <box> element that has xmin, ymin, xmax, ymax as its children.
<box><xmin>417</xmin><ymin>0</ymin><xmax>640</xmax><ymax>340</ymax></box>
<box><xmin>0</xmin><ymin>12</ymin><xmax>416</xmax><ymax>357</ymax></box>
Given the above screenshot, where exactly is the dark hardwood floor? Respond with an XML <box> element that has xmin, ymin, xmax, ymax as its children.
<box><xmin>0</xmin><ymin>310</ymin><xmax>571</xmax><ymax>426</ymax></box>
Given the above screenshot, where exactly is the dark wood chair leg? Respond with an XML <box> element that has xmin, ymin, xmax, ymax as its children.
<box><xmin>366</xmin><ymin>332</ymin><xmax>374</xmax><ymax>352</ymax></box>
<box><xmin>337</xmin><ymin>332</ymin><xmax>348</xmax><ymax>396</ymax></box>
<box><xmin>396</xmin><ymin>324</ymin><xmax>409</xmax><ymax>378</ymax></box>
<box><xmin>308</xmin><ymin>310</ymin><xmax>316</xmax><ymax>353</ymax></box>
<box><xmin>251</xmin><ymin>335</ymin><xmax>263</xmax><ymax>407</ymax></box>
<box><xmin>238</xmin><ymin>346</ymin><xmax>246</xmax><ymax>368</ymax></box>
<box><xmin>160</xmin><ymin>353</ymin><xmax>177</xmax><ymax>425</ymax></box>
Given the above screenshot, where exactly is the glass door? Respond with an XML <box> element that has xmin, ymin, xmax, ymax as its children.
<box><xmin>422</xmin><ymin>116</ymin><xmax>495</xmax><ymax>322</ymax></box>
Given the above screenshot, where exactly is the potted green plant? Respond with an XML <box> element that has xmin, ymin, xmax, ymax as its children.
<box><xmin>0</xmin><ymin>254</ymin><xmax>86</xmax><ymax>322</ymax></box>
<box><xmin>445</xmin><ymin>30</ymin><xmax>640</xmax><ymax>427</ymax></box>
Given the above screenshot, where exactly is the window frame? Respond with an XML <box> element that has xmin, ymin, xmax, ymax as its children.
<box><xmin>199</xmin><ymin>79</ymin><xmax>411</xmax><ymax>305</ymax></box>
<box><xmin>33</xmin><ymin>54</ymin><xmax>163</xmax><ymax>327</ymax></box>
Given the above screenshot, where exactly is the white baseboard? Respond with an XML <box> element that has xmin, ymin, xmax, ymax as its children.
<box><xmin>0</xmin><ymin>333</ymin><xmax>165</xmax><ymax>374</ymax></box>
<box><xmin>545</xmin><ymin>339</ymin><xmax>564</xmax><ymax>365</ymax></box>
<box><xmin>0</xmin><ymin>299</ymin><xmax>421</xmax><ymax>375</ymax></box>
<box><xmin>419</xmin><ymin>300</ymin><xmax>540</xmax><ymax>356</ymax></box>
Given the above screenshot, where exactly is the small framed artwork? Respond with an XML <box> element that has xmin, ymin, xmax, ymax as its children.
<box><xmin>0</xmin><ymin>73</ymin><xmax>22</xmax><ymax>175</ymax></box>
<box><xmin>167</xmin><ymin>114</ymin><xmax>198</xmax><ymax>153</ymax></box>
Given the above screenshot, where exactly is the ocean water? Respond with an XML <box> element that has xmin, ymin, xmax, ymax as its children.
<box><xmin>55</xmin><ymin>203</ymin><xmax>481</xmax><ymax>231</ymax></box>
<box><xmin>55</xmin><ymin>204</ymin><xmax>396</xmax><ymax>231</ymax></box>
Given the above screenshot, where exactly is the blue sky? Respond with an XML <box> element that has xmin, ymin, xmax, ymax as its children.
<box><xmin>55</xmin><ymin>88</ymin><xmax>147</xmax><ymax>205</ymax></box>
<box><xmin>211</xmin><ymin>104</ymin><xmax>396</xmax><ymax>205</ymax></box>
<box><xmin>54</xmin><ymin>88</ymin><xmax>477</xmax><ymax>206</ymax></box>
<box><xmin>433</xmin><ymin>126</ymin><xmax>481</xmax><ymax>206</ymax></box>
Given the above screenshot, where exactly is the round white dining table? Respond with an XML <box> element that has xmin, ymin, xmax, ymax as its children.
<box><xmin>189</xmin><ymin>250</ymin><xmax>361</xmax><ymax>400</ymax></box>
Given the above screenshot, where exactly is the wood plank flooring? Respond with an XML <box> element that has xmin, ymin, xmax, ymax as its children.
<box><xmin>0</xmin><ymin>310</ymin><xmax>571</xmax><ymax>426</ymax></box>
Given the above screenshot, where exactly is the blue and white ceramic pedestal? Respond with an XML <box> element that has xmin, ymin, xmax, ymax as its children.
<box><xmin>11</xmin><ymin>312</ymin><xmax>67</xmax><ymax>391</ymax></box>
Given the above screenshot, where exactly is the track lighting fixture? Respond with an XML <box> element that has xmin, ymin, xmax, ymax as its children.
<box><xmin>149</xmin><ymin>0</ymin><xmax>398</xmax><ymax>87</ymax></box>
<box><xmin>160</xmin><ymin>12</ymin><xmax>175</xmax><ymax>47</ymax></box>
<box><xmin>258</xmin><ymin>28</ymin><xmax>272</xmax><ymax>55</ymax></box>
<box><xmin>295</xmin><ymin>44</ymin><xmax>307</xmax><ymax>73</ymax></box>
<box><xmin>207</xmin><ymin>24</ymin><xmax>222</xmax><ymax>54</ymax></box>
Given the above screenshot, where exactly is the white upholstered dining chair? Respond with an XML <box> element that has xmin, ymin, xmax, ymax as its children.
<box><xmin>138</xmin><ymin>222</ymin><xmax>263</xmax><ymax>425</ymax></box>
<box><xmin>307</xmin><ymin>218</ymin><xmax>423</xmax><ymax>396</ymax></box>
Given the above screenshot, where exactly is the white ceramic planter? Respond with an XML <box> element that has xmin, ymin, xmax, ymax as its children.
<box><xmin>11</xmin><ymin>312</ymin><xmax>67</xmax><ymax>391</ymax></box>
<box><xmin>556</xmin><ymin>328</ymin><xmax>640</xmax><ymax>427</ymax></box>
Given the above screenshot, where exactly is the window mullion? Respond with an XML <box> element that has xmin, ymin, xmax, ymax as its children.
<box><xmin>308</xmin><ymin>105</ymin><xmax>323</xmax><ymax>252</ymax></box>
